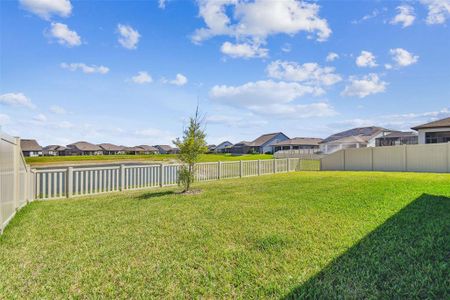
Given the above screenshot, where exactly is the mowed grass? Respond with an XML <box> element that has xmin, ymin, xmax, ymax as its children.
<box><xmin>1</xmin><ymin>172</ymin><xmax>449</xmax><ymax>298</ymax></box>
<box><xmin>26</xmin><ymin>153</ymin><xmax>273</xmax><ymax>166</ymax></box>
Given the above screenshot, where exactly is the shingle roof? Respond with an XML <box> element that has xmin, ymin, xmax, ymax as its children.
<box><xmin>380</xmin><ymin>131</ymin><xmax>417</xmax><ymax>138</ymax></box>
<box><xmin>216</xmin><ymin>141</ymin><xmax>233</xmax><ymax>148</ymax></box>
<box><xmin>411</xmin><ymin>117</ymin><xmax>450</xmax><ymax>130</ymax></box>
<box><xmin>320</xmin><ymin>127</ymin><xmax>387</xmax><ymax>144</ymax></box>
<box><xmin>327</xmin><ymin>135</ymin><xmax>369</xmax><ymax>144</ymax></box>
<box><xmin>251</xmin><ymin>132</ymin><xmax>287</xmax><ymax>146</ymax></box>
<box><xmin>98</xmin><ymin>143</ymin><xmax>124</xmax><ymax>151</ymax></box>
<box><xmin>67</xmin><ymin>141</ymin><xmax>102</xmax><ymax>151</ymax></box>
<box><xmin>20</xmin><ymin>139</ymin><xmax>42</xmax><ymax>151</ymax></box>
<box><xmin>233</xmin><ymin>141</ymin><xmax>251</xmax><ymax>146</ymax></box>
<box><xmin>155</xmin><ymin>145</ymin><xmax>172</xmax><ymax>151</ymax></box>
<box><xmin>123</xmin><ymin>146</ymin><xmax>144</xmax><ymax>152</ymax></box>
<box><xmin>136</xmin><ymin>145</ymin><xmax>158</xmax><ymax>152</ymax></box>
<box><xmin>44</xmin><ymin>145</ymin><xmax>66</xmax><ymax>151</ymax></box>
<box><xmin>273</xmin><ymin>137</ymin><xmax>323</xmax><ymax>146</ymax></box>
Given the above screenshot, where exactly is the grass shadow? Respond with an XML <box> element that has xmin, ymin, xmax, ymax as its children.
<box><xmin>283</xmin><ymin>194</ymin><xmax>450</xmax><ymax>299</ymax></box>
<box><xmin>136</xmin><ymin>190</ymin><xmax>176</xmax><ymax>200</ymax></box>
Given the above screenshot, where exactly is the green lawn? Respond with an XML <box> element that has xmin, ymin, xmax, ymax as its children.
<box><xmin>1</xmin><ymin>172</ymin><xmax>449</xmax><ymax>298</ymax></box>
<box><xmin>26</xmin><ymin>153</ymin><xmax>273</xmax><ymax>166</ymax></box>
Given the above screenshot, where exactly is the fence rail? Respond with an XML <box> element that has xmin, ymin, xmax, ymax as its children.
<box><xmin>33</xmin><ymin>158</ymin><xmax>320</xmax><ymax>200</ymax></box>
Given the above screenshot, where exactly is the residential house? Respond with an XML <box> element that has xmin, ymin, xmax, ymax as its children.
<box><xmin>411</xmin><ymin>116</ymin><xmax>450</xmax><ymax>144</ymax></box>
<box><xmin>320</xmin><ymin>127</ymin><xmax>391</xmax><ymax>154</ymax></box>
<box><xmin>123</xmin><ymin>146</ymin><xmax>145</xmax><ymax>155</ymax></box>
<box><xmin>273</xmin><ymin>137</ymin><xmax>323</xmax><ymax>153</ymax></box>
<box><xmin>214</xmin><ymin>141</ymin><xmax>233</xmax><ymax>153</ymax></box>
<box><xmin>231</xmin><ymin>132</ymin><xmax>289</xmax><ymax>154</ymax></box>
<box><xmin>43</xmin><ymin>145</ymin><xmax>67</xmax><ymax>156</ymax></box>
<box><xmin>207</xmin><ymin>145</ymin><xmax>216</xmax><ymax>153</ymax></box>
<box><xmin>98</xmin><ymin>143</ymin><xmax>125</xmax><ymax>155</ymax></box>
<box><xmin>66</xmin><ymin>141</ymin><xmax>103</xmax><ymax>156</ymax></box>
<box><xmin>375</xmin><ymin>131</ymin><xmax>418</xmax><ymax>147</ymax></box>
<box><xmin>136</xmin><ymin>145</ymin><xmax>159</xmax><ymax>154</ymax></box>
<box><xmin>154</xmin><ymin>145</ymin><xmax>174</xmax><ymax>154</ymax></box>
<box><xmin>20</xmin><ymin>139</ymin><xmax>42</xmax><ymax>157</ymax></box>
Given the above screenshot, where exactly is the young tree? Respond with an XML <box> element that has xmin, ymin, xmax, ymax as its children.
<box><xmin>173</xmin><ymin>107</ymin><xmax>208</xmax><ymax>192</ymax></box>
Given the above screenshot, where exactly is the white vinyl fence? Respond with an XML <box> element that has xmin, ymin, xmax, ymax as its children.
<box><xmin>322</xmin><ymin>142</ymin><xmax>450</xmax><ymax>173</ymax></box>
<box><xmin>34</xmin><ymin>158</ymin><xmax>320</xmax><ymax>200</ymax></box>
<box><xmin>0</xmin><ymin>132</ymin><xmax>35</xmax><ymax>233</ymax></box>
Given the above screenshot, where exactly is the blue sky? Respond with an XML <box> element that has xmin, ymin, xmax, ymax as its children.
<box><xmin>1</xmin><ymin>0</ymin><xmax>449</xmax><ymax>146</ymax></box>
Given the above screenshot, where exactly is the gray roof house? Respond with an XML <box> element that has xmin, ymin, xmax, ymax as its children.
<box><xmin>136</xmin><ymin>145</ymin><xmax>159</xmax><ymax>154</ymax></box>
<box><xmin>375</xmin><ymin>131</ymin><xmax>418</xmax><ymax>147</ymax></box>
<box><xmin>320</xmin><ymin>126</ymin><xmax>391</xmax><ymax>154</ymax></box>
<box><xmin>273</xmin><ymin>137</ymin><xmax>323</xmax><ymax>153</ymax></box>
<box><xmin>20</xmin><ymin>139</ymin><xmax>42</xmax><ymax>157</ymax></box>
<box><xmin>66</xmin><ymin>141</ymin><xmax>103</xmax><ymax>156</ymax></box>
<box><xmin>411</xmin><ymin>116</ymin><xmax>450</xmax><ymax>144</ymax></box>
<box><xmin>43</xmin><ymin>145</ymin><xmax>67</xmax><ymax>156</ymax></box>
<box><xmin>154</xmin><ymin>145</ymin><xmax>174</xmax><ymax>154</ymax></box>
<box><xmin>214</xmin><ymin>141</ymin><xmax>233</xmax><ymax>153</ymax></box>
<box><xmin>98</xmin><ymin>143</ymin><xmax>125</xmax><ymax>155</ymax></box>
<box><xmin>122</xmin><ymin>146</ymin><xmax>145</xmax><ymax>155</ymax></box>
<box><xmin>230</xmin><ymin>132</ymin><xmax>290</xmax><ymax>154</ymax></box>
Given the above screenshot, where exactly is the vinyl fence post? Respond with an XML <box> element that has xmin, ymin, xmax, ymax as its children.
<box><xmin>273</xmin><ymin>159</ymin><xmax>276</xmax><ymax>173</ymax></box>
<box><xmin>67</xmin><ymin>167</ymin><xmax>73</xmax><ymax>198</ymax></box>
<box><xmin>218</xmin><ymin>161</ymin><xmax>221</xmax><ymax>179</ymax></box>
<box><xmin>258</xmin><ymin>159</ymin><xmax>261</xmax><ymax>176</ymax></box>
<box><xmin>160</xmin><ymin>164</ymin><xmax>165</xmax><ymax>187</ymax></box>
<box><xmin>239</xmin><ymin>160</ymin><xmax>243</xmax><ymax>178</ymax></box>
<box><xmin>286</xmin><ymin>158</ymin><xmax>290</xmax><ymax>172</ymax></box>
<box><xmin>403</xmin><ymin>145</ymin><xmax>408</xmax><ymax>172</ymax></box>
<box><xmin>120</xmin><ymin>164</ymin><xmax>125</xmax><ymax>191</ymax></box>
<box><xmin>13</xmin><ymin>137</ymin><xmax>19</xmax><ymax>211</ymax></box>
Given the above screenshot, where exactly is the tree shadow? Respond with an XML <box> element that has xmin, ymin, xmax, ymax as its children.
<box><xmin>283</xmin><ymin>194</ymin><xmax>450</xmax><ymax>299</ymax></box>
<box><xmin>136</xmin><ymin>190</ymin><xmax>175</xmax><ymax>200</ymax></box>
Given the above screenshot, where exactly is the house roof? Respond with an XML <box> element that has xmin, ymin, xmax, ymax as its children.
<box><xmin>233</xmin><ymin>141</ymin><xmax>251</xmax><ymax>147</ymax></box>
<box><xmin>411</xmin><ymin>117</ymin><xmax>450</xmax><ymax>130</ymax></box>
<box><xmin>67</xmin><ymin>141</ymin><xmax>102</xmax><ymax>151</ymax></box>
<box><xmin>155</xmin><ymin>145</ymin><xmax>173</xmax><ymax>151</ymax></box>
<box><xmin>136</xmin><ymin>145</ymin><xmax>158</xmax><ymax>151</ymax></box>
<box><xmin>251</xmin><ymin>132</ymin><xmax>288</xmax><ymax>146</ymax></box>
<box><xmin>44</xmin><ymin>145</ymin><xmax>66</xmax><ymax>151</ymax></box>
<box><xmin>216</xmin><ymin>141</ymin><xmax>233</xmax><ymax>148</ymax></box>
<box><xmin>379</xmin><ymin>131</ymin><xmax>418</xmax><ymax>138</ymax></box>
<box><xmin>20</xmin><ymin>139</ymin><xmax>42</xmax><ymax>151</ymax></box>
<box><xmin>98</xmin><ymin>143</ymin><xmax>124</xmax><ymax>151</ymax></box>
<box><xmin>327</xmin><ymin>135</ymin><xmax>369</xmax><ymax>144</ymax></box>
<box><xmin>123</xmin><ymin>146</ymin><xmax>144</xmax><ymax>152</ymax></box>
<box><xmin>320</xmin><ymin>127</ymin><xmax>387</xmax><ymax>144</ymax></box>
<box><xmin>273</xmin><ymin>137</ymin><xmax>323</xmax><ymax>146</ymax></box>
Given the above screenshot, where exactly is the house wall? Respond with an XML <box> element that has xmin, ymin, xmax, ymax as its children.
<box><xmin>260</xmin><ymin>133</ymin><xmax>289</xmax><ymax>154</ymax></box>
<box><xmin>417</xmin><ymin>127</ymin><xmax>450</xmax><ymax>144</ymax></box>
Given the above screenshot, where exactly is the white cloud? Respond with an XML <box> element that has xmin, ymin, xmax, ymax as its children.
<box><xmin>20</xmin><ymin>0</ymin><xmax>72</xmax><ymax>19</ymax></box>
<box><xmin>163</xmin><ymin>73</ymin><xmax>188</xmax><ymax>86</ymax></box>
<box><xmin>61</xmin><ymin>63</ymin><xmax>109</xmax><ymax>74</ymax></box>
<box><xmin>206</xmin><ymin>114</ymin><xmax>267</xmax><ymax>128</ymax></box>
<box><xmin>209</xmin><ymin>80</ymin><xmax>335</xmax><ymax>118</ymax></box>
<box><xmin>48</xmin><ymin>22</ymin><xmax>81</xmax><ymax>47</ymax></box>
<box><xmin>220</xmin><ymin>41</ymin><xmax>268</xmax><ymax>58</ymax></box>
<box><xmin>391</xmin><ymin>5</ymin><xmax>416</xmax><ymax>28</ymax></box>
<box><xmin>49</xmin><ymin>105</ymin><xmax>66</xmax><ymax>114</ymax></box>
<box><xmin>0</xmin><ymin>114</ymin><xmax>10</xmax><ymax>126</ymax></box>
<box><xmin>351</xmin><ymin>9</ymin><xmax>381</xmax><ymax>24</ymax></box>
<box><xmin>356</xmin><ymin>51</ymin><xmax>378</xmax><ymax>68</ymax></box>
<box><xmin>192</xmin><ymin>0</ymin><xmax>331</xmax><ymax>58</ymax></box>
<box><xmin>389</xmin><ymin>48</ymin><xmax>419</xmax><ymax>67</ymax></box>
<box><xmin>33</xmin><ymin>114</ymin><xmax>47</xmax><ymax>122</ymax></box>
<box><xmin>326</xmin><ymin>52</ymin><xmax>339</xmax><ymax>62</ymax></box>
<box><xmin>281</xmin><ymin>43</ymin><xmax>292</xmax><ymax>53</ymax></box>
<box><xmin>0</xmin><ymin>92</ymin><xmax>35</xmax><ymax>109</ymax></box>
<box><xmin>134</xmin><ymin>128</ymin><xmax>175</xmax><ymax>143</ymax></box>
<box><xmin>384</xmin><ymin>64</ymin><xmax>393</xmax><ymax>70</ymax></box>
<box><xmin>159</xmin><ymin>0</ymin><xmax>166</xmax><ymax>9</ymax></box>
<box><xmin>131</xmin><ymin>71</ymin><xmax>153</xmax><ymax>84</ymax></box>
<box><xmin>266</xmin><ymin>60</ymin><xmax>342</xmax><ymax>89</ymax></box>
<box><xmin>117</xmin><ymin>24</ymin><xmax>140</xmax><ymax>49</ymax></box>
<box><xmin>341</xmin><ymin>73</ymin><xmax>387</xmax><ymax>98</ymax></box>
<box><xmin>420</xmin><ymin>0</ymin><xmax>450</xmax><ymax>24</ymax></box>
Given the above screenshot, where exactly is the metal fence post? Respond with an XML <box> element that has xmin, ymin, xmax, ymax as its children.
<box><xmin>218</xmin><ymin>161</ymin><xmax>221</xmax><ymax>179</ymax></box>
<box><xmin>67</xmin><ymin>167</ymin><xmax>73</xmax><ymax>198</ymax></box>
<box><xmin>160</xmin><ymin>164</ymin><xmax>164</xmax><ymax>187</ymax></box>
<box><xmin>258</xmin><ymin>160</ymin><xmax>261</xmax><ymax>176</ymax></box>
<box><xmin>239</xmin><ymin>160</ymin><xmax>243</xmax><ymax>178</ymax></box>
<box><xmin>120</xmin><ymin>164</ymin><xmax>125</xmax><ymax>191</ymax></box>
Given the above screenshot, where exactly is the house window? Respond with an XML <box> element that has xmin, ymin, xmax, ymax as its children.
<box><xmin>425</xmin><ymin>131</ymin><xmax>450</xmax><ymax>144</ymax></box>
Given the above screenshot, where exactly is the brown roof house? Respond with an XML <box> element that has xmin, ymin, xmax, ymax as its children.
<box><xmin>122</xmin><ymin>146</ymin><xmax>145</xmax><ymax>155</ymax></box>
<box><xmin>231</xmin><ymin>132</ymin><xmax>289</xmax><ymax>154</ymax></box>
<box><xmin>20</xmin><ymin>139</ymin><xmax>42</xmax><ymax>157</ymax></box>
<box><xmin>98</xmin><ymin>143</ymin><xmax>125</xmax><ymax>155</ymax></box>
<box><xmin>273</xmin><ymin>137</ymin><xmax>323</xmax><ymax>153</ymax></box>
<box><xmin>43</xmin><ymin>145</ymin><xmax>67</xmax><ymax>156</ymax></box>
<box><xmin>66</xmin><ymin>141</ymin><xmax>103</xmax><ymax>156</ymax></box>
<box><xmin>320</xmin><ymin>127</ymin><xmax>392</xmax><ymax>154</ymax></box>
<box><xmin>136</xmin><ymin>145</ymin><xmax>159</xmax><ymax>154</ymax></box>
<box><xmin>411</xmin><ymin>116</ymin><xmax>450</xmax><ymax>144</ymax></box>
